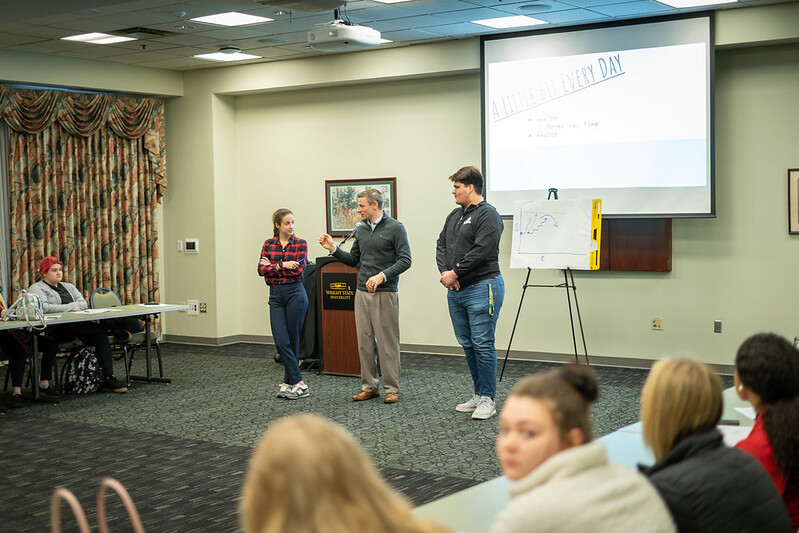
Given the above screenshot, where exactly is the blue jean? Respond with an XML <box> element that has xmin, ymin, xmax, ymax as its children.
<box><xmin>269</xmin><ymin>282</ymin><xmax>308</xmax><ymax>385</ymax></box>
<box><xmin>447</xmin><ymin>274</ymin><xmax>504</xmax><ymax>398</ymax></box>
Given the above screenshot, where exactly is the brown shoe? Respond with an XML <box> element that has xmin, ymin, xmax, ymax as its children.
<box><xmin>352</xmin><ymin>390</ymin><xmax>380</xmax><ymax>401</ymax></box>
<box><xmin>384</xmin><ymin>392</ymin><xmax>399</xmax><ymax>403</ymax></box>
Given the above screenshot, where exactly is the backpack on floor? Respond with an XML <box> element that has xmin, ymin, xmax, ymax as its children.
<box><xmin>60</xmin><ymin>347</ymin><xmax>105</xmax><ymax>394</ymax></box>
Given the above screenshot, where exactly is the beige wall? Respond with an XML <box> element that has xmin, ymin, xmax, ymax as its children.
<box><xmin>2</xmin><ymin>3</ymin><xmax>798</xmax><ymax>366</ymax></box>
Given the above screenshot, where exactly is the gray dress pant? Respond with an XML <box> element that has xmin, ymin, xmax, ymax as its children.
<box><xmin>354</xmin><ymin>290</ymin><xmax>400</xmax><ymax>394</ymax></box>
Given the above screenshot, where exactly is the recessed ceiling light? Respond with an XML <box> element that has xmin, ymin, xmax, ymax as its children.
<box><xmin>191</xmin><ymin>12</ymin><xmax>274</xmax><ymax>27</ymax></box>
<box><xmin>61</xmin><ymin>32</ymin><xmax>137</xmax><ymax>44</ymax></box>
<box><xmin>194</xmin><ymin>51</ymin><xmax>262</xmax><ymax>62</ymax></box>
<box><xmin>472</xmin><ymin>15</ymin><xmax>547</xmax><ymax>29</ymax></box>
<box><xmin>656</xmin><ymin>0</ymin><xmax>736</xmax><ymax>6</ymax></box>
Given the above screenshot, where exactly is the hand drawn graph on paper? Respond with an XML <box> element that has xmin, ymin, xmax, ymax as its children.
<box><xmin>511</xmin><ymin>199</ymin><xmax>594</xmax><ymax>270</ymax></box>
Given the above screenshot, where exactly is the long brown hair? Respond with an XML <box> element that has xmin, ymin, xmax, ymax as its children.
<box><xmin>240</xmin><ymin>414</ymin><xmax>450</xmax><ymax>533</ymax></box>
<box><xmin>272</xmin><ymin>208</ymin><xmax>292</xmax><ymax>238</ymax></box>
<box><xmin>641</xmin><ymin>359</ymin><xmax>723</xmax><ymax>461</ymax></box>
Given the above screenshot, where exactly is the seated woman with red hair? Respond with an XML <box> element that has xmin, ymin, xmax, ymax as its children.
<box><xmin>28</xmin><ymin>256</ymin><xmax>127</xmax><ymax>393</ymax></box>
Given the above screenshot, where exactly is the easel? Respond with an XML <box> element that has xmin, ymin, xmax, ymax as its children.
<box><xmin>499</xmin><ymin>188</ymin><xmax>590</xmax><ymax>381</ymax></box>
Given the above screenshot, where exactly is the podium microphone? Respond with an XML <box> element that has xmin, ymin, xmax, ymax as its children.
<box><xmin>339</xmin><ymin>223</ymin><xmax>360</xmax><ymax>247</ymax></box>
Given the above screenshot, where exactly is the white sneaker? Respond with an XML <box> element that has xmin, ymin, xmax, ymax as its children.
<box><xmin>471</xmin><ymin>396</ymin><xmax>496</xmax><ymax>420</ymax></box>
<box><xmin>455</xmin><ymin>394</ymin><xmax>481</xmax><ymax>413</ymax></box>
<box><xmin>277</xmin><ymin>383</ymin><xmax>289</xmax><ymax>398</ymax></box>
<box><xmin>284</xmin><ymin>383</ymin><xmax>309</xmax><ymax>400</ymax></box>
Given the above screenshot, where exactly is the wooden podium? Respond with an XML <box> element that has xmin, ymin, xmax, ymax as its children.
<box><xmin>316</xmin><ymin>256</ymin><xmax>361</xmax><ymax>376</ymax></box>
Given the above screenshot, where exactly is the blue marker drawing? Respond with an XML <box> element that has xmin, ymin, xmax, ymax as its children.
<box><xmin>510</xmin><ymin>199</ymin><xmax>595</xmax><ymax>271</ymax></box>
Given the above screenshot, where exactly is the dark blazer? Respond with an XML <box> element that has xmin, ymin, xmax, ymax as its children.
<box><xmin>640</xmin><ymin>427</ymin><xmax>792</xmax><ymax>533</ymax></box>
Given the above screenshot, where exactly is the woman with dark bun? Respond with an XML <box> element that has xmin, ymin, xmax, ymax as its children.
<box><xmin>640</xmin><ymin>359</ymin><xmax>791</xmax><ymax>533</ymax></box>
<box><xmin>491</xmin><ymin>364</ymin><xmax>675</xmax><ymax>533</ymax></box>
<box><xmin>734</xmin><ymin>333</ymin><xmax>799</xmax><ymax>529</ymax></box>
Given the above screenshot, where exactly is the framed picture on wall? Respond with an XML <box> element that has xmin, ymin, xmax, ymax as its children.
<box><xmin>325</xmin><ymin>178</ymin><xmax>397</xmax><ymax>236</ymax></box>
<box><xmin>790</xmin><ymin>169</ymin><xmax>799</xmax><ymax>235</ymax></box>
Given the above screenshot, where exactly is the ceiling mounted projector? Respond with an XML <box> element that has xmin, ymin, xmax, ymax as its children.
<box><xmin>254</xmin><ymin>0</ymin><xmax>346</xmax><ymax>12</ymax></box>
<box><xmin>308</xmin><ymin>19</ymin><xmax>381</xmax><ymax>51</ymax></box>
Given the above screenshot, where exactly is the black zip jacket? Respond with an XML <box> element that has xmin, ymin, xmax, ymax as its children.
<box><xmin>436</xmin><ymin>201</ymin><xmax>503</xmax><ymax>290</ymax></box>
<box><xmin>639</xmin><ymin>428</ymin><xmax>792</xmax><ymax>533</ymax></box>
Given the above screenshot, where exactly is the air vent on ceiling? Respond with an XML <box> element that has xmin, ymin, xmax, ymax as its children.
<box><xmin>112</xmin><ymin>27</ymin><xmax>180</xmax><ymax>39</ymax></box>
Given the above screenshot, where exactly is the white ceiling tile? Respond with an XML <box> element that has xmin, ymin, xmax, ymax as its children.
<box><xmin>417</xmin><ymin>21</ymin><xmax>497</xmax><ymax>36</ymax></box>
<box><xmin>192</xmin><ymin>27</ymin><xmax>274</xmax><ymax>40</ymax></box>
<box><xmin>149</xmin><ymin>33</ymin><xmax>220</xmax><ymax>46</ymax></box>
<box><xmin>55</xmin><ymin>46</ymin><xmax>137</xmax><ymax>60</ymax></box>
<box><xmin>0</xmin><ymin>35</ymin><xmax>47</xmax><ymax>46</ymax></box>
<box><xmin>381</xmin><ymin>28</ymin><xmax>447</xmax><ymax>40</ymax></box>
<box><xmin>6</xmin><ymin>40</ymin><xmax>88</xmax><ymax>53</ymax></box>
<box><xmin>589</xmin><ymin>0</ymin><xmax>675</xmax><ymax>16</ymax></box>
<box><xmin>6</xmin><ymin>25</ymin><xmax>74</xmax><ymax>39</ymax></box>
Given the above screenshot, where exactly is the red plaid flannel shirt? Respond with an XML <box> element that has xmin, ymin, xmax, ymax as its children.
<box><xmin>257</xmin><ymin>235</ymin><xmax>307</xmax><ymax>286</ymax></box>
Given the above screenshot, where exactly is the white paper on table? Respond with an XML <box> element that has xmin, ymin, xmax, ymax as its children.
<box><xmin>734</xmin><ymin>406</ymin><xmax>757</xmax><ymax>420</ymax></box>
<box><xmin>77</xmin><ymin>308</ymin><xmax>117</xmax><ymax>314</ymax></box>
<box><xmin>718</xmin><ymin>424</ymin><xmax>753</xmax><ymax>447</ymax></box>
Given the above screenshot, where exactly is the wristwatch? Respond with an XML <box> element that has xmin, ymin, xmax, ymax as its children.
<box><xmin>278</xmin><ymin>261</ymin><xmax>283</xmax><ymax>270</ymax></box>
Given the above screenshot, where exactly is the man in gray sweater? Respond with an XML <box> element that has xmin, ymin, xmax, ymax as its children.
<box><xmin>319</xmin><ymin>188</ymin><xmax>411</xmax><ymax>403</ymax></box>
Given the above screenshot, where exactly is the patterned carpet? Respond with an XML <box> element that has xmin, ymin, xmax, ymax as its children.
<box><xmin>0</xmin><ymin>344</ymin><xmax>729</xmax><ymax>532</ymax></box>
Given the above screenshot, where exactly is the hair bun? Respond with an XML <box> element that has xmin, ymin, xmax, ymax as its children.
<box><xmin>559</xmin><ymin>364</ymin><xmax>599</xmax><ymax>402</ymax></box>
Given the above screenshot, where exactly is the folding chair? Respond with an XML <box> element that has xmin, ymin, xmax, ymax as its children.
<box><xmin>90</xmin><ymin>288</ymin><xmax>163</xmax><ymax>386</ymax></box>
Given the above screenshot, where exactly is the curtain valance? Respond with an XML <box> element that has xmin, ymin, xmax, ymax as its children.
<box><xmin>0</xmin><ymin>84</ymin><xmax>166</xmax><ymax>199</ymax></box>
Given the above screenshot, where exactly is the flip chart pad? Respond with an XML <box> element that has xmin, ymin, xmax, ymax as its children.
<box><xmin>510</xmin><ymin>199</ymin><xmax>601</xmax><ymax>270</ymax></box>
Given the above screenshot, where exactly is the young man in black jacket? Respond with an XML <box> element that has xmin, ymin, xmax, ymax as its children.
<box><xmin>436</xmin><ymin>166</ymin><xmax>504</xmax><ymax>420</ymax></box>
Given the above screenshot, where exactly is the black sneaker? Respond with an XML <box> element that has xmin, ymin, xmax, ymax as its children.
<box><xmin>104</xmin><ymin>377</ymin><xmax>128</xmax><ymax>393</ymax></box>
<box><xmin>11</xmin><ymin>393</ymin><xmax>23</xmax><ymax>408</ymax></box>
<box><xmin>38</xmin><ymin>386</ymin><xmax>60</xmax><ymax>403</ymax></box>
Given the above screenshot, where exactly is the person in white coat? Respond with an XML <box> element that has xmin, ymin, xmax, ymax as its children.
<box><xmin>491</xmin><ymin>364</ymin><xmax>676</xmax><ymax>533</ymax></box>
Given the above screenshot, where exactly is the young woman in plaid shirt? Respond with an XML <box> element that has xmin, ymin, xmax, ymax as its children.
<box><xmin>258</xmin><ymin>208</ymin><xmax>309</xmax><ymax>399</ymax></box>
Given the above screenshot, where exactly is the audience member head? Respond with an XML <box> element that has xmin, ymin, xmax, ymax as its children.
<box><xmin>241</xmin><ymin>413</ymin><xmax>449</xmax><ymax>533</ymax></box>
<box><xmin>735</xmin><ymin>332</ymin><xmax>799</xmax><ymax>409</ymax></box>
<box><xmin>734</xmin><ymin>332</ymin><xmax>799</xmax><ymax>485</ymax></box>
<box><xmin>272</xmin><ymin>208</ymin><xmax>293</xmax><ymax>238</ymax></box>
<box><xmin>38</xmin><ymin>256</ymin><xmax>63</xmax><ymax>285</ymax></box>
<box><xmin>641</xmin><ymin>359</ymin><xmax>722</xmax><ymax>462</ymax></box>
<box><xmin>496</xmin><ymin>364</ymin><xmax>599</xmax><ymax>481</ymax></box>
<box><xmin>449</xmin><ymin>166</ymin><xmax>484</xmax><ymax>195</ymax></box>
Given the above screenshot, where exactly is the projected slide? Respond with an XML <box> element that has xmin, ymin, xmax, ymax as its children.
<box><xmin>487</xmin><ymin>43</ymin><xmax>707</xmax><ymax>192</ymax></box>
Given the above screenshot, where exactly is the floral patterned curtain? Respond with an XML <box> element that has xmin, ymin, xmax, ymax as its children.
<box><xmin>0</xmin><ymin>84</ymin><xmax>166</xmax><ymax>303</ymax></box>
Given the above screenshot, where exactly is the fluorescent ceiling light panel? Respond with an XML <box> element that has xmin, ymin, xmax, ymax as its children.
<box><xmin>194</xmin><ymin>51</ymin><xmax>262</xmax><ymax>62</ymax></box>
<box><xmin>656</xmin><ymin>0</ymin><xmax>736</xmax><ymax>6</ymax></box>
<box><xmin>472</xmin><ymin>15</ymin><xmax>547</xmax><ymax>29</ymax></box>
<box><xmin>62</xmin><ymin>32</ymin><xmax>136</xmax><ymax>44</ymax></box>
<box><xmin>191</xmin><ymin>12</ymin><xmax>273</xmax><ymax>26</ymax></box>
